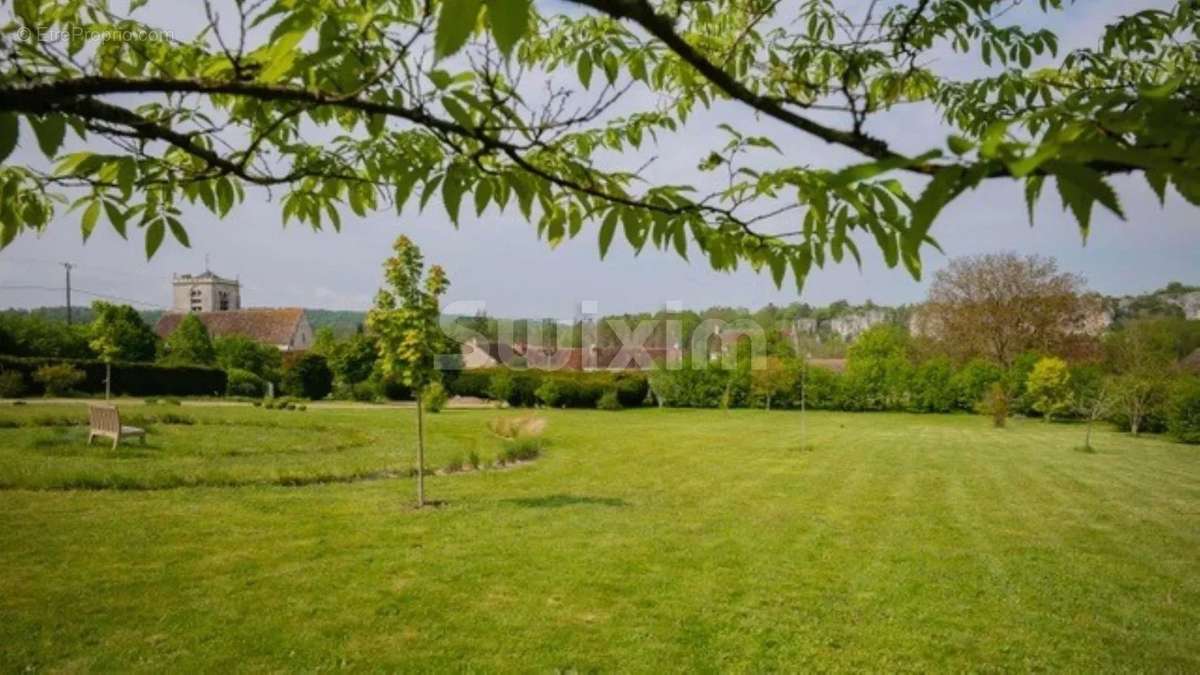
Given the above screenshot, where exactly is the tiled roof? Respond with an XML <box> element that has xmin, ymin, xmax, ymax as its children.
<box><xmin>155</xmin><ymin>308</ymin><xmax>304</xmax><ymax>346</ymax></box>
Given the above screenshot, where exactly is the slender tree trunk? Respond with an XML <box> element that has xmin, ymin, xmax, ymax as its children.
<box><xmin>104</xmin><ymin>362</ymin><xmax>111</xmax><ymax>401</ymax></box>
<box><xmin>416</xmin><ymin>393</ymin><xmax>425</xmax><ymax>507</ymax></box>
<box><xmin>1085</xmin><ymin>416</ymin><xmax>1094</xmax><ymax>449</ymax></box>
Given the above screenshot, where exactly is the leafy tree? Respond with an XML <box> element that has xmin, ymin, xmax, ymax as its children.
<box><xmin>1167</xmin><ymin>378</ymin><xmax>1200</xmax><ymax>444</ymax></box>
<box><xmin>227</xmin><ymin>368</ymin><xmax>268</xmax><ymax>398</ymax></box>
<box><xmin>950</xmin><ymin>358</ymin><xmax>1003</xmax><ymax>411</ymax></box>
<box><xmin>214</xmin><ymin>335</ymin><xmax>283</xmax><ymax>382</ymax></box>
<box><xmin>1074</xmin><ymin>376</ymin><xmax>1117</xmax><ymax>451</ymax></box>
<box><xmin>843</xmin><ymin>325</ymin><xmax>911</xmax><ymax>410</ymax></box>
<box><xmin>328</xmin><ymin>333</ymin><xmax>378</xmax><ymax>385</ymax></box>
<box><xmin>0</xmin><ymin>313</ymin><xmax>93</xmax><ymax>358</ymax></box>
<box><xmin>1110</xmin><ymin>373</ymin><xmax>1171</xmax><ymax>437</ymax></box>
<box><xmin>916</xmin><ymin>254</ymin><xmax>1094</xmax><ymax>367</ymax></box>
<box><xmin>3</xmin><ymin>2</ymin><xmax>1197</xmax><ymax>287</ymax></box>
<box><xmin>911</xmin><ymin>357</ymin><xmax>956</xmax><ymax>413</ymax></box>
<box><xmin>1004</xmin><ymin>351</ymin><xmax>1043</xmax><ymax>416</ymax></box>
<box><xmin>87</xmin><ymin>301</ymin><xmax>159</xmax><ymax>399</ymax></box>
<box><xmin>1106</xmin><ymin>319</ymin><xmax>1193</xmax><ymax>371</ymax></box>
<box><xmin>750</xmin><ymin>356</ymin><xmax>793</xmax><ymax>410</ymax></box>
<box><xmin>160</xmin><ymin>315</ymin><xmax>216</xmax><ymax>366</ymax></box>
<box><xmin>1104</xmin><ymin>320</ymin><xmax>1179</xmax><ymax>435</ymax></box>
<box><xmin>309</xmin><ymin>327</ymin><xmax>339</xmax><ymax>357</ymax></box>
<box><xmin>367</xmin><ymin>235</ymin><xmax>449</xmax><ymax>508</ymax></box>
<box><xmin>32</xmin><ymin>363</ymin><xmax>85</xmax><ymax>397</ymax></box>
<box><xmin>1027</xmin><ymin>356</ymin><xmax>1072</xmax><ymax>422</ymax></box>
<box><xmin>281</xmin><ymin>353</ymin><xmax>334</xmax><ymax>400</ymax></box>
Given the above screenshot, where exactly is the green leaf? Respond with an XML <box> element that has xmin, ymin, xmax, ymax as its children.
<box><xmin>509</xmin><ymin>173</ymin><xmax>533</xmax><ymax>219</ymax></box>
<box><xmin>768</xmin><ymin>254</ymin><xmax>786</xmax><ymax>289</ymax></box>
<box><xmin>473</xmin><ymin>178</ymin><xmax>493</xmax><ymax>216</ymax></box>
<box><xmin>259</xmin><ymin>30</ymin><xmax>306</xmax><ymax>82</ymax></box>
<box><xmin>486</xmin><ymin>0</ymin><xmax>530</xmax><ymax>56</ymax></box>
<box><xmin>671</xmin><ymin>226</ymin><xmax>687</xmax><ymax>259</ymax></box>
<box><xmin>1144</xmin><ymin>170</ymin><xmax>1167</xmax><ymax>206</ymax></box>
<box><xmin>1024</xmin><ymin>175</ymin><xmax>1044</xmax><ymax>227</ymax></box>
<box><xmin>216</xmin><ymin>178</ymin><xmax>235</xmax><ymax>216</ymax></box>
<box><xmin>789</xmin><ymin>248</ymin><xmax>812</xmax><ymax>295</ymax></box>
<box><xmin>907</xmin><ymin>166</ymin><xmax>965</xmax><ymax>250</ymax></box>
<box><xmin>103</xmin><ymin>201</ymin><xmax>127</xmax><ymax>239</ymax></box>
<box><xmin>30</xmin><ymin>114</ymin><xmax>66</xmax><ymax>158</ymax></box>
<box><xmin>621</xmin><ymin>208</ymin><xmax>645</xmax><ymax>251</ymax></box>
<box><xmin>598</xmin><ymin>209</ymin><xmax>619</xmax><ymax>259</ymax></box>
<box><xmin>81</xmin><ymin>200</ymin><xmax>100</xmax><ymax>242</ymax></box>
<box><xmin>947</xmin><ymin>135</ymin><xmax>974</xmax><ymax>156</ymax></box>
<box><xmin>1049</xmin><ymin>161</ymin><xmax>1124</xmax><ymax>240</ymax></box>
<box><xmin>442</xmin><ymin>164</ymin><xmax>465</xmax><ymax>225</ymax></box>
<box><xmin>441</xmin><ymin>96</ymin><xmax>474</xmax><ymax>130</ymax></box>
<box><xmin>167</xmin><ymin>218</ymin><xmax>191</xmax><ymax>247</ymax></box>
<box><xmin>394</xmin><ymin>170</ymin><xmax>422</xmax><ymax>213</ymax></box>
<box><xmin>145</xmin><ymin>220</ymin><xmax>165</xmax><ymax>259</ymax></box>
<box><xmin>117</xmin><ymin>158</ymin><xmax>136</xmax><ymax>198</ymax></box>
<box><xmin>435</xmin><ymin>0</ymin><xmax>483</xmax><ymax>59</ymax></box>
<box><xmin>0</xmin><ymin>113</ymin><xmax>17</xmax><ymax>164</ymax></box>
<box><xmin>576</xmin><ymin>52</ymin><xmax>593</xmax><ymax>89</ymax></box>
<box><xmin>1170</xmin><ymin>174</ymin><xmax>1200</xmax><ymax>208</ymax></box>
<box><xmin>1140</xmin><ymin>75</ymin><xmax>1183</xmax><ymax>100</ymax></box>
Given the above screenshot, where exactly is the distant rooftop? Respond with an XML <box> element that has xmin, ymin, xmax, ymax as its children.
<box><xmin>173</xmin><ymin>271</ymin><xmax>238</xmax><ymax>283</ymax></box>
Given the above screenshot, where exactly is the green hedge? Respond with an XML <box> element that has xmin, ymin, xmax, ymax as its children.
<box><xmin>0</xmin><ymin>355</ymin><xmax>227</xmax><ymax>397</ymax></box>
<box><xmin>447</xmin><ymin>368</ymin><xmax>649</xmax><ymax>408</ymax></box>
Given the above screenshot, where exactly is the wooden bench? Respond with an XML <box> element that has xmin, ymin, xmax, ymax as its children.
<box><xmin>87</xmin><ymin>404</ymin><xmax>146</xmax><ymax>450</ymax></box>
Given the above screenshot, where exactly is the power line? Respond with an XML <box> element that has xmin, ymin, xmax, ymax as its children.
<box><xmin>0</xmin><ymin>285</ymin><xmax>166</xmax><ymax>309</ymax></box>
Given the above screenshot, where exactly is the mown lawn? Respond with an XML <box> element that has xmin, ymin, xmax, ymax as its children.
<box><xmin>1</xmin><ymin>403</ymin><xmax>1198</xmax><ymax>671</ymax></box>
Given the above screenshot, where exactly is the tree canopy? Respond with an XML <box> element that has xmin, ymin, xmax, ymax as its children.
<box><xmin>160</xmin><ymin>313</ymin><xmax>216</xmax><ymax>365</ymax></box>
<box><xmin>87</xmin><ymin>300</ymin><xmax>158</xmax><ymax>362</ymax></box>
<box><xmin>1</xmin><ymin>0</ymin><xmax>1197</xmax><ymax>290</ymax></box>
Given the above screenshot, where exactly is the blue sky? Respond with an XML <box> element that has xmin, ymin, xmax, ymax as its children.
<box><xmin>1</xmin><ymin>1</ymin><xmax>1194</xmax><ymax>318</ymax></box>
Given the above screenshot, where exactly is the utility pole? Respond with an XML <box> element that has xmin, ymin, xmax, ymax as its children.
<box><xmin>61</xmin><ymin>262</ymin><xmax>74</xmax><ymax>325</ymax></box>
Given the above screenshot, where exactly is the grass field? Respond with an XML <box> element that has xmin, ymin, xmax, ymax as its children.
<box><xmin>1</xmin><ymin>402</ymin><xmax>1198</xmax><ymax>671</ymax></box>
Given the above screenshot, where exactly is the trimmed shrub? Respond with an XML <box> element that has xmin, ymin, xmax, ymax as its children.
<box><xmin>803</xmin><ymin>366</ymin><xmax>844</xmax><ymax>410</ymax></box>
<box><xmin>535</xmin><ymin>379</ymin><xmax>565</xmax><ymax>407</ymax></box>
<box><xmin>447</xmin><ymin>369</ymin><xmax>492</xmax><ymax>398</ymax></box>
<box><xmin>0</xmin><ymin>370</ymin><xmax>27</xmax><ymax>398</ymax></box>
<box><xmin>597</xmin><ymin>389</ymin><xmax>622</xmax><ymax>410</ymax></box>
<box><xmin>226</xmin><ymin>368</ymin><xmax>267</xmax><ymax>397</ymax></box>
<box><xmin>488</xmin><ymin>371</ymin><xmax>514</xmax><ymax>405</ymax></box>
<box><xmin>1027</xmin><ymin>357</ymin><xmax>1073</xmax><ymax>422</ymax></box>
<box><xmin>332</xmin><ymin>380</ymin><xmax>379</xmax><ymax>402</ymax></box>
<box><xmin>1167</xmin><ymin>379</ymin><xmax>1200</xmax><ymax>444</ymax></box>
<box><xmin>423</xmin><ymin>382</ymin><xmax>448</xmax><ymax>413</ymax></box>
<box><xmin>0</xmin><ymin>355</ymin><xmax>226</xmax><ymax>397</ymax></box>
<box><xmin>281</xmin><ymin>353</ymin><xmax>333</xmax><ymax>400</ymax></box>
<box><xmin>373</xmin><ymin>373</ymin><xmax>413</xmax><ymax>401</ymax></box>
<box><xmin>33</xmin><ymin>364</ymin><xmax>86</xmax><ymax>396</ymax></box>
<box><xmin>910</xmin><ymin>357</ymin><xmax>956</xmax><ymax>413</ymax></box>
<box><xmin>951</xmin><ymin>359</ymin><xmax>1003</xmax><ymax>411</ymax></box>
